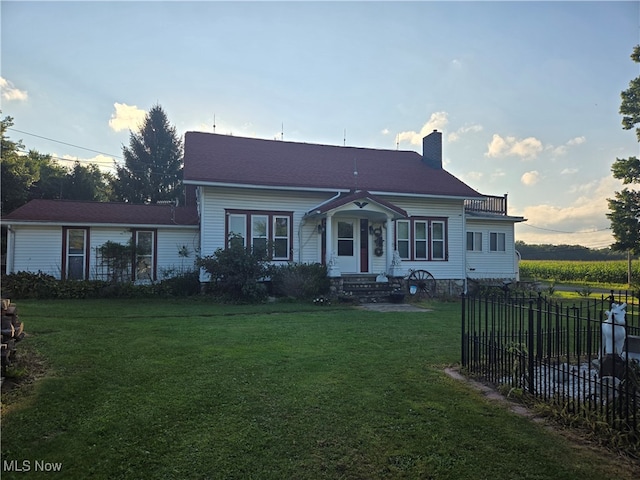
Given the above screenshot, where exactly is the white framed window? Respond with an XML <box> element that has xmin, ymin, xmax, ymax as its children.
<box><xmin>228</xmin><ymin>214</ymin><xmax>247</xmax><ymax>247</ymax></box>
<box><xmin>467</xmin><ymin>232</ymin><xmax>482</xmax><ymax>252</ymax></box>
<box><xmin>134</xmin><ymin>230</ymin><xmax>155</xmax><ymax>281</ymax></box>
<box><xmin>273</xmin><ymin>216</ymin><xmax>290</xmax><ymax>259</ymax></box>
<box><xmin>252</xmin><ymin>215</ymin><xmax>268</xmax><ymax>254</ymax></box>
<box><xmin>397</xmin><ymin>220</ymin><xmax>410</xmax><ymax>259</ymax></box>
<box><xmin>431</xmin><ymin>221</ymin><xmax>445</xmax><ymax>260</ymax></box>
<box><xmin>65</xmin><ymin>228</ymin><xmax>88</xmax><ymax>280</ymax></box>
<box><xmin>414</xmin><ymin>221</ymin><xmax>428</xmax><ymax>259</ymax></box>
<box><xmin>395</xmin><ymin>217</ymin><xmax>447</xmax><ymax>261</ymax></box>
<box><xmin>490</xmin><ymin>232</ymin><xmax>506</xmax><ymax>252</ymax></box>
<box><xmin>226</xmin><ymin>210</ymin><xmax>293</xmax><ymax>260</ymax></box>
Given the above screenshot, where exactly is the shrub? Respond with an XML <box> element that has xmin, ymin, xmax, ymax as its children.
<box><xmin>1</xmin><ymin>271</ymin><xmax>60</xmax><ymax>299</ymax></box>
<box><xmin>159</xmin><ymin>270</ymin><xmax>201</xmax><ymax>297</ymax></box>
<box><xmin>270</xmin><ymin>263</ymin><xmax>330</xmax><ymax>299</ymax></box>
<box><xmin>0</xmin><ymin>271</ymin><xmax>202</xmax><ymax>300</ymax></box>
<box><xmin>197</xmin><ymin>236</ymin><xmax>269</xmax><ymax>302</ymax></box>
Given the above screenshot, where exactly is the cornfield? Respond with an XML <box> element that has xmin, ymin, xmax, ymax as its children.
<box><xmin>519</xmin><ymin>259</ymin><xmax>640</xmax><ymax>284</ymax></box>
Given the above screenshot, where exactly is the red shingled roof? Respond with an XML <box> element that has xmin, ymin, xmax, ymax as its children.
<box><xmin>2</xmin><ymin>199</ymin><xmax>199</xmax><ymax>226</ymax></box>
<box><xmin>183</xmin><ymin>132</ymin><xmax>482</xmax><ymax>198</ymax></box>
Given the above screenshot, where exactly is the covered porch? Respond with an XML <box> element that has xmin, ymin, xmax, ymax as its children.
<box><xmin>304</xmin><ymin>191</ymin><xmax>407</xmax><ymax>278</ymax></box>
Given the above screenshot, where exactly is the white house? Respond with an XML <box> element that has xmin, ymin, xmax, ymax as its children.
<box><xmin>2</xmin><ymin>130</ymin><xmax>525</xmax><ymax>296</ymax></box>
<box><xmin>183</xmin><ymin>129</ymin><xmax>525</xmax><ymax>294</ymax></box>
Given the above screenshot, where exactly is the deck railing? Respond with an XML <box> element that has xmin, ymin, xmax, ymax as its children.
<box><xmin>465</xmin><ymin>194</ymin><xmax>508</xmax><ymax>215</ymax></box>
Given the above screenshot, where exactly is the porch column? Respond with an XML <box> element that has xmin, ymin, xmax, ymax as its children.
<box><xmin>325</xmin><ymin>213</ymin><xmax>333</xmax><ymax>265</ymax></box>
<box><xmin>325</xmin><ymin>213</ymin><xmax>340</xmax><ymax>277</ymax></box>
<box><xmin>385</xmin><ymin>216</ymin><xmax>394</xmax><ymax>273</ymax></box>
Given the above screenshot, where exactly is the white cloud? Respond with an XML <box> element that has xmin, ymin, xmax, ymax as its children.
<box><xmin>381</xmin><ymin>128</ymin><xmax>390</xmax><ymax>135</ymax></box>
<box><xmin>561</xmin><ymin>167</ymin><xmax>578</xmax><ymax>175</ymax></box>
<box><xmin>485</xmin><ymin>134</ymin><xmax>543</xmax><ymax>159</ymax></box>
<box><xmin>547</xmin><ymin>136</ymin><xmax>586</xmax><ymax>157</ymax></box>
<box><xmin>448</xmin><ymin>124</ymin><xmax>483</xmax><ymax>142</ymax></box>
<box><xmin>397</xmin><ymin>111</ymin><xmax>449</xmax><ymax>146</ymax></box>
<box><xmin>0</xmin><ymin>77</ymin><xmax>28</xmax><ymax>101</ymax></box>
<box><xmin>548</xmin><ymin>145</ymin><xmax>567</xmax><ymax>156</ymax></box>
<box><xmin>491</xmin><ymin>169</ymin><xmax>506</xmax><ymax>180</ymax></box>
<box><xmin>513</xmin><ymin>175</ymin><xmax>627</xmax><ymax>246</ymax></box>
<box><xmin>521</xmin><ymin>170</ymin><xmax>540</xmax><ymax>186</ymax></box>
<box><xmin>108</xmin><ymin>103</ymin><xmax>146</xmax><ymax>132</ymax></box>
<box><xmin>567</xmin><ymin>136</ymin><xmax>586</xmax><ymax>146</ymax></box>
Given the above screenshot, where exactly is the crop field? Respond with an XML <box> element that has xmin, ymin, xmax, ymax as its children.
<box><xmin>520</xmin><ymin>259</ymin><xmax>640</xmax><ymax>284</ymax></box>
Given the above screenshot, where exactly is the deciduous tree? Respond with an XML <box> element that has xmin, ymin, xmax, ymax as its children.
<box><xmin>607</xmin><ymin>46</ymin><xmax>640</xmax><ymax>282</ymax></box>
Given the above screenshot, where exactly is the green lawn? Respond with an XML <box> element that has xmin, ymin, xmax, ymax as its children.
<box><xmin>1</xmin><ymin>299</ymin><xmax>638</xmax><ymax>479</ymax></box>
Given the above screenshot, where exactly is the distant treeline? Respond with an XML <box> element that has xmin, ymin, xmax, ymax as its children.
<box><xmin>515</xmin><ymin>241</ymin><xmax>633</xmax><ymax>261</ymax></box>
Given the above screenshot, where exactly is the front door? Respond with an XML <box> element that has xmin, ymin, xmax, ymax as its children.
<box><xmin>336</xmin><ymin>219</ymin><xmax>358</xmax><ymax>273</ymax></box>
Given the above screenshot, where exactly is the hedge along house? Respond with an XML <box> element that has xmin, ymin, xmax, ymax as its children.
<box><xmin>2</xmin><ymin>200</ymin><xmax>200</xmax><ymax>283</ymax></box>
<box><xmin>183</xmin><ymin>130</ymin><xmax>525</xmax><ymax>296</ymax></box>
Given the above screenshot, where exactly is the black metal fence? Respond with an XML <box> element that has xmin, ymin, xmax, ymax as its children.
<box><xmin>461</xmin><ymin>290</ymin><xmax>640</xmax><ymax>437</ymax></box>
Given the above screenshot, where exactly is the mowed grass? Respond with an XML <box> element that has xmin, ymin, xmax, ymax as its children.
<box><xmin>2</xmin><ymin>299</ymin><xmax>638</xmax><ymax>479</ymax></box>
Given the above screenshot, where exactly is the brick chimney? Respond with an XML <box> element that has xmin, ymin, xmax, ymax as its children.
<box><xmin>423</xmin><ymin>130</ymin><xmax>442</xmax><ymax>169</ymax></box>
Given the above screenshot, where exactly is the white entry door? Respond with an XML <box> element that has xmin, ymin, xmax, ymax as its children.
<box><xmin>335</xmin><ymin>219</ymin><xmax>358</xmax><ymax>273</ymax></box>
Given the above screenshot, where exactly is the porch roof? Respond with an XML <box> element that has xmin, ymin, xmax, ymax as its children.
<box><xmin>305</xmin><ymin>191</ymin><xmax>408</xmax><ymax>219</ymax></box>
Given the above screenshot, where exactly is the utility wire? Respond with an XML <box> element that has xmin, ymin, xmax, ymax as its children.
<box><xmin>520</xmin><ymin>223</ymin><xmax>611</xmax><ymax>234</ymax></box>
<box><xmin>7</xmin><ymin>127</ymin><xmax>123</xmax><ymax>160</ymax></box>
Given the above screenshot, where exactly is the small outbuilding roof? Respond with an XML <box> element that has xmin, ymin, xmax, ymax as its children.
<box><xmin>2</xmin><ymin>199</ymin><xmax>199</xmax><ymax>227</ymax></box>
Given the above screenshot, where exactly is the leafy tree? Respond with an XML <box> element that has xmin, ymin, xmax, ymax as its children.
<box><xmin>28</xmin><ymin>156</ymin><xmax>68</xmax><ymax>200</ymax></box>
<box><xmin>2</xmin><ymin>114</ymin><xmax>114</xmax><ymax>214</ymax></box>
<box><xmin>65</xmin><ymin>162</ymin><xmax>113</xmax><ymax>201</ymax></box>
<box><xmin>112</xmin><ymin>104</ymin><xmax>183</xmax><ymax>204</ymax></box>
<box><xmin>607</xmin><ymin>45</ymin><xmax>640</xmax><ymax>256</ymax></box>
<box><xmin>1</xmin><ymin>116</ymin><xmax>41</xmax><ymax>214</ymax></box>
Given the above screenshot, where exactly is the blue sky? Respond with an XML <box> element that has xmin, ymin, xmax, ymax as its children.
<box><xmin>1</xmin><ymin>1</ymin><xmax>639</xmax><ymax>248</ymax></box>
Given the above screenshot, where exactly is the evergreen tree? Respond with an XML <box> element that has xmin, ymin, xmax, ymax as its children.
<box><xmin>112</xmin><ymin>104</ymin><xmax>183</xmax><ymax>204</ymax></box>
<box><xmin>607</xmin><ymin>45</ymin><xmax>640</xmax><ymax>255</ymax></box>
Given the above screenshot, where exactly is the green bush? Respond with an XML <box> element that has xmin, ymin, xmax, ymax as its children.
<box><xmin>159</xmin><ymin>270</ymin><xmax>201</xmax><ymax>296</ymax></box>
<box><xmin>270</xmin><ymin>263</ymin><xmax>330</xmax><ymax>299</ymax></box>
<box><xmin>0</xmin><ymin>270</ymin><xmax>202</xmax><ymax>300</ymax></box>
<box><xmin>1</xmin><ymin>271</ymin><xmax>61</xmax><ymax>299</ymax></box>
<box><xmin>197</xmin><ymin>237</ymin><xmax>270</xmax><ymax>302</ymax></box>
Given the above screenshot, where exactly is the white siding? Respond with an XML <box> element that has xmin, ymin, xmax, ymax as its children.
<box><xmin>199</xmin><ymin>186</ymin><xmax>518</xmax><ymax>282</ymax></box>
<box><xmin>9</xmin><ymin>224</ymin><xmax>199</xmax><ymax>282</ymax></box>
<box><xmin>11</xmin><ymin>226</ymin><xmax>63</xmax><ymax>278</ymax></box>
<box><xmin>156</xmin><ymin>228</ymin><xmax>200</xmax><ymax>278</ymax></box>
<box><xmin>200</xmin><ymin>186</ymin><xmax>327</xmax><ymax>264</ymax></box>
<box><xmin>382</xmin><ymin>195</ymin><xmax>466</xmax><ymax>280</ymax></box>
<box><xmin>465</xmin><ymin>218</ymin><xmax>518</xmax><ymax>280</ymax></box>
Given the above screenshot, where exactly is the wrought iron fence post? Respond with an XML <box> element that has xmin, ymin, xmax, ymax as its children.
<box><xmin>461</xmin><ymin>292</ymin><xmax>467</xmax><ymax>367</ymax></box>
<box><xmin>528</xmin><ymin>299</ymin><xmax>535</xmax><ymax>394</ymax></box>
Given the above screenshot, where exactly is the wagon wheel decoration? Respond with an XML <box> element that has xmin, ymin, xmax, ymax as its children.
<box><xmin>407</xmin><ymin>269</ymin><xmax>436</xmax><ymax>298</ymax></box>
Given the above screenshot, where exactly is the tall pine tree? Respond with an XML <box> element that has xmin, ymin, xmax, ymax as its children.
<box><xmin>113</xmin><ymin>105</ymin><xmax>183</xmax><ymax>204</ymax></box>
<box><xmin>607</xmin><ymin>46</ymin><xmax>640</xmax><ymax>256</ymax></box>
